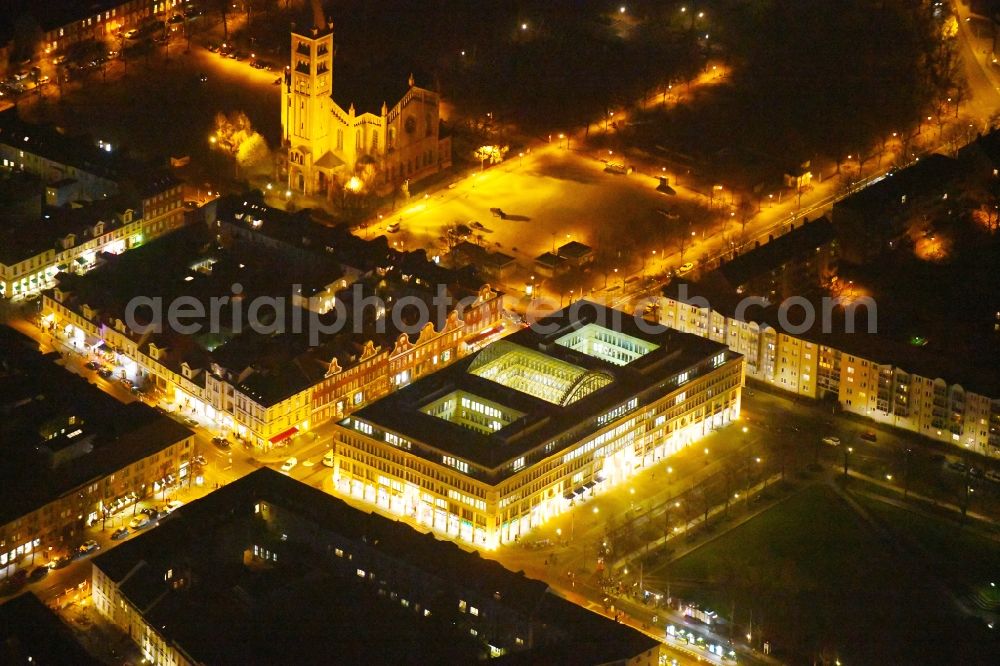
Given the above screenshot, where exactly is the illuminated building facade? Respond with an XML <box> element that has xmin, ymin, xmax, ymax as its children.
<box><xmin>0</xmin><ymin>328</ymin><xmax>194</xmax><ymax>577</ymax></box>
<box><xmin>333</xmin><ymin>302</ymin><xmax>744</xmax><ymax>548</ymax></box>
<box><xmin>0</xmin><ymin>112</ymin><xmax>184</xmax><ymax>299</ymax></box>
<box><xmin>41</xmin><ymin>195</ymin><xmax>504</xmax><ymax>449</ymax></box>
<box><xmin>661</xmin><ymin>285</ymin><xmax>1000</xmax><ymax>458</ymax></box>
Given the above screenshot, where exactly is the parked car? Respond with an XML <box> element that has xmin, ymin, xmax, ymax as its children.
<box><xmin>124</xmin><ymin>29</ymin><xmax>140</xmax><ymax>40</ymax></box>
<box><xmin>986</xmin><ymin>470</ymin><xmax>1000</xmax><ymax>484</ymax></box>
<box><xmin>140</xmin><ymin>508</ymin><xmax>160</xmax><ymax>519</ymax></box>
<box><xmin>111</xmin><ymin>527</ymin><xmax>130</xmax><ymax>540</ymax></box>
<box><xmin>163</xmin><ymin>500</ymin><xmax>184</xmax><ymax>514</ymax></box>
<box><xmin>28</xmin><ymin>565</ymin><xmax>50</xmax><ymax>582</ymax></box>
<box><xmin>212</xmin><ymin>436</ymin><xmax>230</xmax><ymax>451</ymax></box>
<box><xmin>183</xmin><ymin>417</ymin><xmax>199</xmax><ymax>428</ymax></box>
<box><xmin>322</xmin><ymin>450</ymin><xmax>335</xmax><ymax>468</ymax></box>
<box><xmin>677</xmin><ymin>262</ymin><xmax>694</xmax><ymax>275</ymax></box>
<box><xmin>97</xmin><ymin>367</ymin><xmax>113</xmax><ymax>379</ymax></box>
<box><xmin>85</xmin><ymin>361</ymin><xmax>101</xmax><ymax>370</ymax></box>
<box><xmin>120</xmin><ymin>377</ymin><xmax>134</xmax><ymax>389</ymax></box>
<box><xmin>821</xmin><ymin>436</ymin><xmax>841</xmax><ymax>447</ymax></box>
<box><xmin>78</xmin><ymin>540</ymin><xmax>100</xmax><ymax>555</ymax></box>
<box><xmin>386</xmin><ymin>221</ymin><xmax>401</xmax><ymax>233</ymax></box>
<box><xmin>51</xmin><ymin>555</ymin><xmax>73</xmax><ymax>569</ymax></box>
<box><xmin>0</xmin><ymin>570</ymin><xmax>28</xmax><ymax>595</ymax></box>
<box><xmin>193</xmin><ymin>455</ymin><xmax>207</xmax><ymax>466</ymax></box>
<box><xmin>947</xmin><ymin>460</ymin><xmax>967</xmax><ymax>473</ymax></box>
<box><xmin>129</xmin><ymin>514</ymin><xmax>150</xmax><ymax>530</ymax></box>
<box><xmin>280</xmin><ymin>457</ymin><xmax>298</xmax><ymax>473</ymax></box>
<box><xmin>130</xmin><ymin>385</ymin><xmax>144</xmax><ymax>395</ymax></box>
<box><xmin>860</xmin><ymin>430</ymin><xmax>877</xmax><ymax>442</ymax></box>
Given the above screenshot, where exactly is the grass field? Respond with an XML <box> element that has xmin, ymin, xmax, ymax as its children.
<box><xmin>650</xmin><ymin>484</ymin><xmax>1000</xmax><ymax>664</ymax></box>
<box><xmin>858</xmin><ymin>492</ymin><xmax>1000</xmax><ymax>598</ymax></box>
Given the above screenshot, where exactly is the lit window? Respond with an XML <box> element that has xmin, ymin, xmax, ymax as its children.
<box><xmin>470</xmin><ymin>606</ymin><xmax>479</xmax><ymax>616</ymax></box>
<box><xmin>357</xmin><ymin>569</ymin><xmax>366</xmax><ymax>578</ymax></box>
<box><xmin>458</xmin><ymin>600</ymin><xmax>467</xmax><ymax>612</ymax></box>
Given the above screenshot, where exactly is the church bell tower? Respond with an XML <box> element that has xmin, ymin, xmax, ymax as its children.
<box><xmin>282</xmin><ymin>12</ymin><xmax>334</xmax><ymax>194</ymax></box>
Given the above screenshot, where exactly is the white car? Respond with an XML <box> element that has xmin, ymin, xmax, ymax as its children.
<box><xmin>163</xmin><ymin>500</ymin><xmax>184</xmax><ymax>514</ymax></box>
<box><xmin>322</xmin><ymin>450</ymin><xmax>335</xmax><ymax>468</ymax></box>
<box><xmin>280</xmin><ymin>457</ymin><xmax>298</xmax><ymax>473</ymax></box>
<box><xmin>129</xmin><ymin>514</ymin><xmax>150</xmax><ymax>530</ymax></box>
<box><xmin>822</xmin><ymin>436</ymin><xmax>841</xmax><ymax>447</ymax></box>
<box><xmin>677</xmin><ymin>262</ymin><xmax>694</xmax><ymax>275</ymax></box>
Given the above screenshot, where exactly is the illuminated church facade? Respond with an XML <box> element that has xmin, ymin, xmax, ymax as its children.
<box><xmin>280</xmin><ymin>18</ymin><xmax>452</xmax><ymax>198</ymax></box>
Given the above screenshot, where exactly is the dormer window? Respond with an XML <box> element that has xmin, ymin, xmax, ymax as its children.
<box><xmin>94</xmin><ymin>221</ymin><xmax>105</xmax><ymax>236</ymax></box>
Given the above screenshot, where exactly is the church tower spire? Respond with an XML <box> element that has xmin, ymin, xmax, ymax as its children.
<box><xmin>282</xmin><ymin>7</ymin><xmax>335</xmax><ymax>194</ymax></box>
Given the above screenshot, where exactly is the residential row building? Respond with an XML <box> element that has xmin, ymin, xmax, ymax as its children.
<box><xmin>715</xmin><ymin>216</ymin><xmax>838</xmax><ymax>301</ymax></box>
<box><xmin>91</xmin><ymin>467</ymin><xmax>663</xmax><ymax>665</ymax></box>
<box><xmin>0</xmin><ymin>326</ymin><xmax>194</xmax><ymax>578</ymax></box>
<box><xmin>0</xmin><ymin>109</ymin><xmax>185</xmax><ymax>299</ymax></box>
<box><xmin>659</xmin><ymin>280</ymin><xmax>1000</xmax><ymax>458</ymax></box>
<box><xmin>41</xmin><ymin>194</ymin><xmax>505</xmax><ymax>450</ymax></box>
<box><xmin>2</xmin><ymin>0</ymin><xmax>187</xmax><ymax>64</ymax></box>
<box><xmin>333</xmin><ymin>302</ymin><xmax>744</xmax><ymax>548</ymax></box>
<box><xmin>831</xmin><ymin>153</ymin><xmax>961</xmax><ymax>262</ymax></box>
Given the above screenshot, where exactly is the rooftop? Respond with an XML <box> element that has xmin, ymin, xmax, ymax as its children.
<box><xmin>0</xmin><ymin>108</ymin><xmax>122</xmax><ymax>183</ymax></box>
<box><xmin>717</xmin><ymin>216</ymin><xmax>837</xmax><ymax>288</ymax></box>
<box><xmin>0</xmin><ymin>593</ymin><xmax>99</xmax><ymax>665</ymax></box>
<box><xmin>556</xmin><ymin>240</ymin><xmax>594</xmax><ymax>260</ymax></box>
<box><xmin>347</xmin><ymin>302</ymin><xmax>735</xmax><ymax>476</ymax></box>
<box><xmin>0</xmin><ymin>197</ymin><xmax>140</xmax><ymax>265</ymax></box>
<box><xmin>832</xmin><ymin>154</ymin><xmax>961</xmax><ymax>219</ymax></box>
<box><xmin>92</xmin><ymin>468</ymin><xmax>658</xmax><ymax>664</ymax></box>
<box><xmin>0</xmin><ymin>326</ymin><xmax>193</xmax><ymax>527</ymax></box>
<box><xmin>47</xmin><ymin>194</ymin><xmax>498</xmax><ymax>407</ymax></box>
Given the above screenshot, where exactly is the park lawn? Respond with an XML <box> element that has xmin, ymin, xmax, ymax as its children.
<box><xmin>658</xmin><ymin>484</ymin><xmax>1000</xmax><ymax>664</ymax></box>
<box><xmin>857</xmin><ymin>493</ymin><xmax>1000</xmax><ymax>595</ymax></box>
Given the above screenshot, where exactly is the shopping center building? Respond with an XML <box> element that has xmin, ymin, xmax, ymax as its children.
<box><xmin>333</xmin><ymin>302</ymin><xmax>744</xmax><ymax>548</ymax></box>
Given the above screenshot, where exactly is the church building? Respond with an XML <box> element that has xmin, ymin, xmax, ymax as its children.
<box><xmin>281</xmin><ymin>16</ymin><xmax>452</xmax><ymax>199</ymax></box>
